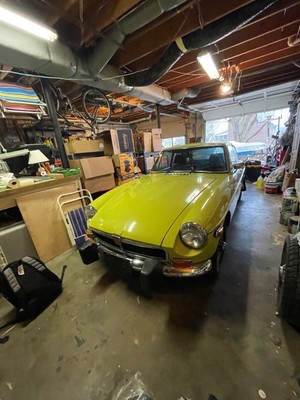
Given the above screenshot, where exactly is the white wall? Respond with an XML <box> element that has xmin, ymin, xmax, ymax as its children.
<box><xmin>136</xmin><ymin>116</ymin><xmax>186</xmax><ymax>138</ymax></box>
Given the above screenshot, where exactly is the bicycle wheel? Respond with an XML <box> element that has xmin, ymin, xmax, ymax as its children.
<box><xmin>82</xmin><ymin>88</ymin><xmax>111</xmax><ymax>123</ymax></box>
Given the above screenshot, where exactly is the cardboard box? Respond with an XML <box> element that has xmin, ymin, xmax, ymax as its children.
<box><xmin>152</xmin><ymin>128</ymin><xmax>162</xmax><ymax>135</ymax></box>
<box><xmin>134</xmin><ymin>132</ymin><xmax>152</xmax><ymax>153</ymax></box>
<box><xmin>65</xmin><ymin>139</ymin><xmax>103</xmax><ymax>154</ymax></box>
<box><xmin>145</xmin><ymin>155</ymin><xmax>156</xmax><ymax>171</ymax></box>
<box><xmin>83</xmin><ymin>175</ymin><xmax>115</xmax><ymax>193</ymax></box>
<box><xmin>111</xmin><ymin>153</ymin><xmax>135</xmax><ymax>176</ymax></box>
<box><xmin>115</xmin><ymin>174</ymin><xmax>135</xmax><ymax>186</ymax></box>
<box><xmin>152</xmin><ymin>133</ymin><xmax>162</xmax><ymax>152</ymax></box>
<box><xmin>137</xmin><ymin>154</ymin><xmax>158</xmax><ymax>173</ymax></box>
<box><xmin>103</xmin><ymin>129</ymin><xmax>134</xmax><ymax>155</ymax></box>
<box><xmin>282</xmin><ymin>171</ymin><xmax>300</xmax><ymax>192</ymax></box>
<box><xmin>69</xmin><ymin>156</ymin><xmax>115</xmax><ymax>193</ymax></box>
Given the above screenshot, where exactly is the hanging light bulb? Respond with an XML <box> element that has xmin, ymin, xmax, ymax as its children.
<box><xmin>220</xmin><ymin>81</ymin><xmax>233</xmax><ymax>95</ymax></box>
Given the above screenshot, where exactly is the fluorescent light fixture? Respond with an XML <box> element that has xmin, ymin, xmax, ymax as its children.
<box><xmin>0</xmin><ymin>6</ymin><xmax>57</xmax><ymax>41</ymax></box>
<box><xmin>197</xmin><ymin>52</ymin><xmax>220</xmax><ymax>80</ymax></box>
<box><xmin>0</xmin><ymin>149</ymin><xmax>29</xmax><ymax>160</ymax></box>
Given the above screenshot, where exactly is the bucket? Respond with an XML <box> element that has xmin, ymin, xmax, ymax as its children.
<box><xmin>264</xmin><ymin>182</ymin><xmax>279</xmax><ymax>194</ymax></box>
<box><xmin>295</xmin><ymin>178</ymin><xmax>300</xmax><ymax>195</ymax></box>
<box><xmin>279</xmin><ymin>210</ymin><xmax>295</xmax><ymax>225</ymax></box>
<box><xmin>288</xmin><ymin>215</ymin><xmax>300</xmax><ymax>234</ymax></box>
<box><xmin>281</xmin><ymin>194</ymin><xmax>298</xmax><ymax>213</ymax></box>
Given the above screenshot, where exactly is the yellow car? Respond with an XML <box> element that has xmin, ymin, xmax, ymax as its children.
<box><xmin>86</xmin><ymin>142</ymin><xmax>245</xmax><ymax>284</ymax></box>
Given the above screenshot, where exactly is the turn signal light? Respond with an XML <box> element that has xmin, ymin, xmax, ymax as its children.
<box><xmin>171</xmin><ymin>259</ymin><xmax>192</xmax><ymax>271</ymax></box>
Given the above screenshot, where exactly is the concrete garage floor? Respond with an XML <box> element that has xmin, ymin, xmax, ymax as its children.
<box><xmin>1</xmin><ymin>183</ymin><xmax>300</xmax><ymax>400</ymax></box>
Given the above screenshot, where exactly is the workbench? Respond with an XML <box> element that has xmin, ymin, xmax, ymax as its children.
<box><xmin>0</xmin><ymin>175</ymin><xmax>82</xmax><ymax>262</ymax></box>
<box><xmin>0</xmin><ymin>175</ymin><xmax>81</xmax><ymax>211</ymax></box>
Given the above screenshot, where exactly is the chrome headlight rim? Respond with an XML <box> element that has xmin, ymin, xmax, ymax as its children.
<box><xmin>84</xmin><ymin>205</ymin><xmax>97</xmax><ymax>220</ymax></box>
<box><xmin>179</xmin><ymin>222</ymin><xmax>207</xmax><ymax>249</ymax></box>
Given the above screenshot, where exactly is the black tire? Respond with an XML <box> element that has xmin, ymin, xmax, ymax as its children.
<box><xmin>209</xmin><ymin>224</ymin><xmax>227</xmax><ymax>278</ymax></box>
<box><xmin>277</xmin><ymin>234</ymin><xmax>300</xmax><ymax>327</ymax></box>
<box><xmin>82</xmin><ymin>88</ymin><xmax>111</xmax><ymax>123</ymax></box>
<box><xmin>237</xmin><ymin>189</ymin><xmax>242</xmax><ymax>202</ymax></box>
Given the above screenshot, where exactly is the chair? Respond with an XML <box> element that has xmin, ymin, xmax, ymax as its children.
<box><xmin>57</xmin><ymin>189</ymin><xmax>93</xmax><ymax>247</ymax></box>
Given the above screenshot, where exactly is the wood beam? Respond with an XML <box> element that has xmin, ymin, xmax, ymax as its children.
<box><xmin>168</xmin><ymin>3</ymin><xmax>300</xmax><ymax>71</ymax></box>
<box><xmin>81</xmin><ymin>0</ymin><xmax>142</xmax><ymax>45</ymax></box>
<box><xmin>112</xmin><ymin>0</ymin><xmax>255</xmax><ymax>68</ymax></box>
<box><xmin>238</xmin><ymin>45</ymin><xmax>300</xmax><ymax>70</ymax></box>
<box><xmin>0</xmin><ymin>65</ymin><xmax>12</xmax><ymax>80</ymax></box>
<box><xmin>167</xmin><ymin>52</ymin><xmax>300</xmax><ymax>92</ymax></box>
<box><xmin>158</xmin><ymin>22</ymin><xmax>300</xmax><ymax>88</ymax></box>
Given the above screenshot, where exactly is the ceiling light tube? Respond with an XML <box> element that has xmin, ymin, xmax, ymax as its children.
<box><xmin>197</xmin><ymin>52</ymin><xmax>220</xmax><ymax>80</ymax></box>
<box><xmin>0</xmin><ymin>6</ymin><xmax>57</xmax><ymax>41</ymax></box>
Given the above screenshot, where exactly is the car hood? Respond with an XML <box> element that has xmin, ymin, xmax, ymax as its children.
<box><xmin>90</xmin><ymin>173</ymin><xmax>218</xmax><ymax>246</ymax></box>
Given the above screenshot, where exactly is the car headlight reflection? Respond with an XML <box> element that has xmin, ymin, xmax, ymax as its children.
<box><xmin>84</xmin><ymin>205</ymin><xmax>97</xmax><ymax>220</ymax></box>
<box><xmin>179</xmin><ymin>222</ymin><xmax>207</xmax><ymax>249</ymax></box>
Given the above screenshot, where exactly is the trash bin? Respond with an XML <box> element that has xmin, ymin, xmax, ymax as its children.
<box><xmin>245</xmin><ymin>160</ymin><xmax>261</xmax><ymax>182</ymax></box>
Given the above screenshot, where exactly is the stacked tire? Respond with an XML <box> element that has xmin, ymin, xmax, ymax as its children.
<box><xmin>277</xmin><ymin>234</ymin><xmax>300</xmax><ymax>327</ymax></box>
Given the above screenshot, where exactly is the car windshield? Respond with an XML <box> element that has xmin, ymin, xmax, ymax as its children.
<box><xmin>152</xmin><ymin>146</ymin><xmax>227</xmax><ymax>172</ymax></box>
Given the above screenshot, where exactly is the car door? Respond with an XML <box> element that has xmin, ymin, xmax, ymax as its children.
<box><xmin>227</xmin><ymin>144</ymin><xmax>244</xmax><ymax>214</ymax></box>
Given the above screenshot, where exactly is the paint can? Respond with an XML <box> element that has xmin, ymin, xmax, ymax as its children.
<box><xmin>288</xmin><ymin>215</ymin><xmax>300</xmax><ymax>234</ymax></box>
<box><xmin>281</xmin><ymin>191</ymin><xmax>298</xmax><ymax>213</ymax></box>
<box><xmin>279</xmin><ymin>210</ymin><xmax>295</xmax><ymax>225</ymax></box>
<box><xmin>295</xmin><ymin>178</ymin><xmax>300</xmax><ymax>196</ymax></box>
<box><xmin>264</xmin><ymin>182</ymin><xmax>279</xmax><ymax>194</ymax></box>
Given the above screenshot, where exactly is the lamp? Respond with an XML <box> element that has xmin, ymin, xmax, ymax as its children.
<box><xmin>0</xmin><ymin>6</ymin><xmax>57</xmax><ymax>41</ymax></box>
<box><xmin>28</xmin><ymin>149</ymin><xmax>50</xmax><ymax>175</ymax></box>
<box><xmin>28</xmin><ymin>149</ymin><xmax>49</xmax><ymax>165</ymax></box>
<box><xmin>197</xmin><ymin>52</ymin><xmax>220</xmax><ymax>80</ymax></box>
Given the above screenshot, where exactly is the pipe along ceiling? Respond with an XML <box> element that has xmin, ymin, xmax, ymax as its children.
<box><xmin>0</xmin><ymin>0</ymin><xmax>278</xmax><ymax>107</ymax></box>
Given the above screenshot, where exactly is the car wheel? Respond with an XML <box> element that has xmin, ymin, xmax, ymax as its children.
<box><xmin>210</xmin><ymin>224</ymin><xmax>227</xmax><ymax>278</ymax></box>
<box><xmin>238</xmin><ymin>189</ymin><xmax>242</xmax><ymax>202</ymax></box>
<box><xmin>277</xmin><ymin>234</ymin><xmax>300</xmax><ymax>327</ymax></box>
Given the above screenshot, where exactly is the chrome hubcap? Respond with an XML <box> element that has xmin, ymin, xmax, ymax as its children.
<box><xmin>279</xmin><ymin>263</ymin><xmax>286</xmax><ymax>282</ymax></box>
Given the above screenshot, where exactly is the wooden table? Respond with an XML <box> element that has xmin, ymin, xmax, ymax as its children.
<box><xmin>0</xmin><ymin>175</ymin><xmax>81</xmax><ymax>211</ymax></box>
<box><xmin>0</xmin><ymin>175</ymin><xmax>82</xmax><ymax>262</ymax></box>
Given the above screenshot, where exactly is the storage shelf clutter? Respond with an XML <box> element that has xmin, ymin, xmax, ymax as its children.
<box><xmin>65</xmin><ymin>128</ymin><xmax>163</xmax><ymax>193</ymax></box>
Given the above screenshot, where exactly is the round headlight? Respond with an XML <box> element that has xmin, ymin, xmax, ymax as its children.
<box><xmin>84</xmin><ymin>205</ymin><xmax>97</xmax><ymax>220</ymax></box>
<box><xmin>179</xmin><ymin>222</ymin><xmax>207</xmax><ymax>249</ymax></box>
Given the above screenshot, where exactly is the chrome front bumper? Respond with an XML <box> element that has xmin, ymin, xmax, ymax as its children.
<box><xmin>97</xmin><ymin>240</ymin><xmax>212</xmax><ymax>278</ymax></box>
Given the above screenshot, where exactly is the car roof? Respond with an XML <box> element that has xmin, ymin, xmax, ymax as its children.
<box><xmin>163</xmin><ymin>142</ymin><xmax>229</xmax><ymax>151</ymax></box>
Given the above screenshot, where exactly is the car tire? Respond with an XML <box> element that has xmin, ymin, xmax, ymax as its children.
<box><xmin>238</xmin><ymin>189</ymin><xmax>242</xmax><ymax>202</ymax></box>
<box><xmin>209</xmin><ymin>224</ymin><xmax>227</xmax><ymax>278</ymax></box>
<box><xmin>277</xmin><ymin>234</ymin><xmax>300</xmax><ymax>327</ymax></box>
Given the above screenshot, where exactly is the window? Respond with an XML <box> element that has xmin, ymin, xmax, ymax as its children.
<box><xmin>153</xmin><ymin>146</ymin><xmax>227</xmax><ymax>172</ymax></box>
<box><xmin>162</xmin><ymin>136</ymin><xmax>186</xmax><ymax>149</ymax></box>
<box><xmin>227</xmin><ymin>144</ymin><xmax>239</xmax><ymax>166</ymax></box>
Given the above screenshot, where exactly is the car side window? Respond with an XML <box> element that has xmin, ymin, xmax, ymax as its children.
<box><xmin>227</xmin><ymin>145</ymin><xmax>239</xmax><ymax>168</ymax></box>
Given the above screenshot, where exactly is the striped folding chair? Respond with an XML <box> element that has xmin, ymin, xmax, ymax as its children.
<box><xmin>57</xmin><ymin>189</ymin><xmax>93</xmax><ymax>247</ymax></box>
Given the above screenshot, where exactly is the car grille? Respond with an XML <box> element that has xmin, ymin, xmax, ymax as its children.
<box><xmin>92</xmin><ymin>230</ymin><xmax>167</xmax><ymax>260</ymax></box>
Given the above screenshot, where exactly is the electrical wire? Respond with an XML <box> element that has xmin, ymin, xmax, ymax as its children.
<box><xmin>0</xmin><ymin>67</ymin><xmax>149</xmax><ymax>82</ymax></box>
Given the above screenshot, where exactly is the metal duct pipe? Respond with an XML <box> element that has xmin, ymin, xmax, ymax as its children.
<box><xmin>124</xmin><ymin>0</ymin><xmax>278</xmax><ymax>87</ymax></box>
<box><xmin>0</xmin><ymin>22</ymin><xmax>90</xmax><ymax>79</ymax></box>
<box><xmin>0</xmin><ymin>22</ymin><xmax>175</xmax><ymax>104</ymax></box>
<box><xmin>171</xmin><ymin>87</ymin><xmax>201</xmax><ymax>101</ymax></box>
<box><xmin>87</xmin><ymin>0</ymin><xmax>189</xmax><ymax>77</ymax></box>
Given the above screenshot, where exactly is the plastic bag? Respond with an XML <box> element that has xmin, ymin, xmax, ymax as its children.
<box><xmin>112</xmin><ymin>372</ymin><xmax>154</xmax><ymax>400</ymax></box>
